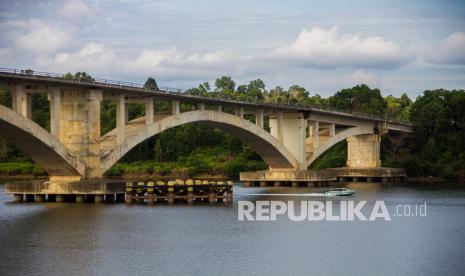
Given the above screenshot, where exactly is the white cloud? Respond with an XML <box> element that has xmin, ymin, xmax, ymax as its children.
<box><xmin>14</xmin><ymin>19</ymin><xmax>71</xmax><ymax>55</ymax></box>
<box><xmin>42</xmin><ymin>43</ymin><xmax>237</xmax><ymax>81</ymax></box>
<box><xmin>426</xmin><ymin>32</ymin><xmax>465</xmax><ymax>65</ymax></box>
<box><xmin>0</xmin><ymin>48</ymin><xmax>11</xmax><ymax>62</ymax></box>
<box><xmin>61</xmin><ymin>0</ymin><xmax>97</xmax><ymax>20</ymax></box>
<box><xmin>342</xmin><ymin>70</ymin><xmax>380</xmax><ymax>87</ymax></box>
<box><xmin>261</xmin><ymin>27</ymin><xmax>412</xmax><ymax>69</ymax></box>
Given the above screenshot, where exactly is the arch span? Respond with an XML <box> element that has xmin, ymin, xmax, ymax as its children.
<box><xmin>101</xmin><ymin>110</ymin><xmax>301</xmax><ymax>173</ymax></box>
<box><xmin>307</xmin><ymin>126</ymin><xmax>374</xmax><ymax>167</ymax></box>
<box><xmin>0</xmin><ymin>105</ymin><xmax>85</xmax><ymax>179</ymax></box>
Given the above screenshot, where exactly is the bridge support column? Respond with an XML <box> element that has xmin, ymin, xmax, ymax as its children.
<box><xmin>197</xmin><ymin>103</ymin><xmax>205</xmax><ymax>110</ymax></box>
<box><xmin>347</xmin><ymin>134</ymin><xmax>381</xmax><ymax>168</ymax></box>
<box><xmin>49</xmin><ymin>87</ymin><xmax>61</xmax><ymax>138</ymax></box>
<box><xmin>145</xmin><ymin>97</ymin><xmax>154</xmax><ymax>125</ymax></box>
<box><xmin>255</xmin><ymin>108</ymin><xmax>264</xmax><ymax>128</ymax></box>
<box><xmin>60</xmin><ymin>89</ymin><xmax>103</xmax><ymax>178</ymax></box>
<box><xmin>217</xmin><ymin>105</ymin><xmax>222</xmax><ymax>112</ymax></box>
<box><xmin>172</xmin><ymin>100</ymin><xmax>180</xmax><ymax>115</ymax></box>
<box><xmin>116</xmin><ymin>95</ymin><xmax>126</xmax><ymax>145</ymax></box>
<box><xmin>270</xmin><ymin>112</ymin><xmax>306</xmax><ymax>169</ymax></box>
<box><xmin>309</xmin><ymin>120</ymin><xmax>319</xmax><ymax>148</ymax></box>
<box><xmin>12</xmin><ymin>85</ymin><xmax>32</xmax><ymax>118</ymax></box>
<box><xmin>235</xmin><ymin>107</ymin><xmax>244</xmax><ymax>118</ymax></box>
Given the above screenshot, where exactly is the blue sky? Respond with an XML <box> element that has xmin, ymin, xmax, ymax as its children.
<box><xmin>0</xmin><ymin>0</ymin><xmax>464</xmax><ymax>97</ymax></box>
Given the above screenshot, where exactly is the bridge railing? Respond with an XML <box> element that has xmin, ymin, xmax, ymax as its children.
<box><xmin>0</xmin><ymin>67</ymin><xmax>412</xmax><ymax>124</ymax></box>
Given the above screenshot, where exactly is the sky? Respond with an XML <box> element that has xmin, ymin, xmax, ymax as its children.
<box><xmin>0</xmin><ymin>0</ymin><xmax>464</xmax><ymax>98</ymax></box>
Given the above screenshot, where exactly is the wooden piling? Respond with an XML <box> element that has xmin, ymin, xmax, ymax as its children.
<box><xmin>147</xmin><ymin>181</ymin><xmax>154</xmax><ymax>205</ymax></box>
<box><xmin>167</xmin><ymin>181</ymin><xmax>175</xmax><ymax>204</ymax></box>
<box><xmin>186</xmin><ymin>179</ymin><xmax>194</xmax><ymax>204</ymax></box>
<box><xmin>125</xmin><ymin>182</ymin><xmax>133</xmax><ymax>203</ymax></box>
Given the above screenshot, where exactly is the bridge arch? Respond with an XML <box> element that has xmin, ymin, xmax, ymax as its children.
<box><xmin>0</xmin><ymin>105</ymin><xmax>86</xmax><ymax>179</ymax></box>
<box><xmin>101</xmin><ymin>110</ymin><xmax>301</xmax><ymax>173</ymax></box>
<box><xmin>307</xmin><ymin>126</ymin><xmax>375</xmax><ymax>167</ymax></box>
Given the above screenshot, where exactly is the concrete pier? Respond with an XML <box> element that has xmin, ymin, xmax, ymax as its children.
<box><xmin>240</xmin><ymin>167</ymin><xmax>407</xmax><ymax>186</ymax></box>
<box><xmin>56</xmin><ymin>195</ymin><xmax>65</xmax><ymax>202</ymax></box>
<box><xmin>76</xmin><ymin>195</ymin><xmax>85</xmax><ymax>202</ymax></box>
<box><xmin>13</xmin><ymin>194</ymin><xmax>23</xmax><ymax>202</ymax></box>
<box><xmin>94</xmin><ymin>195</ymin><xmax>104</xmax><ymax>203</ymax></box>
<box><xmin>35</xmin><ymin>194</ymin><xmax>45</xmax><ymax>202</ymax></box>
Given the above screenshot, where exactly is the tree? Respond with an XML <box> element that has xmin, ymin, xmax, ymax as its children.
<box><xmin>329</xmin><ymin>84</ymin><xmax>386</xmax><ymax>115</ymax></box>
<box><xmin>63</xmin><ymin>72</ymin><xmax>94</xmax><ymax>82</ymax></box>
<box><xmin>215</xmin><ymin>76</ymin><xmax>235</xmax><ymax>93</ymax></box>
<box><xmin>144</xmin><ymin>77</ymin><xmax>159</xmax><ymax>90</ymax></box>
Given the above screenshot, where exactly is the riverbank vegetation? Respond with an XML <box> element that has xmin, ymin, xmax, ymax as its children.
<box><xmin>0</xmin><ymin>73</ymin><xmax>464</xmax><ymax>179</ymax></box>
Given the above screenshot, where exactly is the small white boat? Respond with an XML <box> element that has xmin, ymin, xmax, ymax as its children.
<box><xmin>325</xmin><ymin>188</ymin><xmax>356</xmax><ymax>197</ymax></box>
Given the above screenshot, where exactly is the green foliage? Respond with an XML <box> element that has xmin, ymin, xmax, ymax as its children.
<box><xmin>144</xmin><ymin>77</ymin><xmax>159</xmax><ymax>90</ymax></box>
<box><xmin>0</xmin><ymin>162</ymin><xmax>45</xmax><ymax>177</ymax></box>
<box><xmin>329</xmin><ymin>84</ymin><xmax>386</xmax><ymax>115</ymax></box>
<box><xmin>309</xmin><ymin>142</ymin><xmax>347</xmax><ymax>170</ymax></box>
<box><xmin>64</xmin><ymin>72</ymin><xmax>94</xmax><ymax>82</ymax></box>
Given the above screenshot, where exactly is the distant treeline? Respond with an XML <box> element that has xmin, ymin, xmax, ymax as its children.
<box><xmin>0</xmin><ymin>73</ymin><xmax>464</xmax><ymax>178</ymax></box>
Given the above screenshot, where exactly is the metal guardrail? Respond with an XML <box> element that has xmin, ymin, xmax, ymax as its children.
<box><xmin>0</xmin><ymin>67</ymin><xmax>412</xmax><ymax>125</ymax></box>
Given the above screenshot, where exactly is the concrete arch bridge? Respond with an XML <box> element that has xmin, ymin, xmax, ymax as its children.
<box><xmin>0</xmin><ymin>68</ymin><xmax>413</xmax><ymax>183</ymax></box>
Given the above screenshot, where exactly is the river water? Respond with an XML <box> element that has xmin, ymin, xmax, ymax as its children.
<box><xmin>0</xmin><ymin>180</ymin><xmax>464</xmax><ymax>276</ymax></box>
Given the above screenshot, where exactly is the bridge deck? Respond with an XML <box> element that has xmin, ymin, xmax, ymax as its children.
<box><xmin>0</xmin><ymin>68</ymin><xmax>413</xmax><ymax>129</ymax></box>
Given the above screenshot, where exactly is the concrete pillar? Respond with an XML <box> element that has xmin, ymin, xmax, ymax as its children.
<box><xmin>347</xmin><ymin>134</ymin><xmax>381</xmax><ymax>168</ymax></box>
<box><xmin>13</xmin><ymin>194</ymin><xmax>23</xmax><ymax>202</ymax></box>
<box><xmin>269</xmin><ymin>111</ymin><xmax>284</xmax><ymax>142</ymax></box>
<box><xmin>116</xmin><ymin>94</ymin><xmax>126</xmax><ymax>145</ymax></box>
<box><xmin>310</xmin><ymin>120</ymin><xmax>319</xmax><ymax>148</ymax></box>
<box><xmin>12</xmin><ymin>85</ymin><xmax>32</xmax><ymax>118</ymax></box>
<box><xmin>217</xmin><ymin>105</ymin><xmax>222</xmax><ymax>112</ymax></box>
<box><xmin>94</xmin><ymin>195</ymin><xmax>104</xmax><ymax>203</ymax></box>
<box><xmin>271</xmin><ymin>112</ymin><xmax>307</xmax><ymax>168</ymax></box>
<box><xmin>76</xmin><ymin>195</ymin><xmax>85</xmax><ymax>202</ymax></box>
<box><xmin>255</xmin><ymin>109</ymin><xmax>264</xmax><ymax>128</ymax></box>
<box><xmin>35</xmin><ymin>194</ymin><xmax>45</xmax><ymax>202</ymax></box>
<box><xmin>56</xmin><ymin>195</ymin><xmax>65</xmax><ymax>202</ymax></box>
<box><xmin>60</xmin><ymin>89</ymin><xmax>102</xmax><ymax>178</ymax></box>
<box><xmin>235</xmin><ymin>107</ymin><xmax>244</xmax><ymax>118</ymax></box>
<box><xmin>329</xmin><ymin>123</ymin><xmax>335</xmax><ymax>136</ymax></box>
<box><xmin>49</xmin><ymin>87</ymin><xmax>61</xmax><ymax>138</ymax></box>
<box><xmin>172</xmin><ymin>100</ymin><xmax>180</xmax><ymax>115</ymax></box>
<box><xmin>197</xmin><ymin>103</ymin><xmax>205</xmax><ymax>110</ymax></box>
<box><xmin>145</xmin><ymin>98</ymin><xmax>154</xmax><ymax>125</ymax></box>
<box><xmin>277</xmin><ymin>111</ymin><xmax>283</xmax><ymax>142</ymax></box>
<box><xmin>124</xmin><ymin>102</ymin><xmax>129</xmax><ymax>124</ymax></box>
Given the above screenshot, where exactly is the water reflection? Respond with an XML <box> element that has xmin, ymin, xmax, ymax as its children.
<box><xmin>0</xmin><ymin>180</ymin><xmax>464</xmax><ymax>275</ymax></box>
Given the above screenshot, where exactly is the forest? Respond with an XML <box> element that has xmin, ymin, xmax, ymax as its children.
<box><xmin>0</xmin><ymin>73</ymin><xmax>464</xmax><ymax>179</ymax></box>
